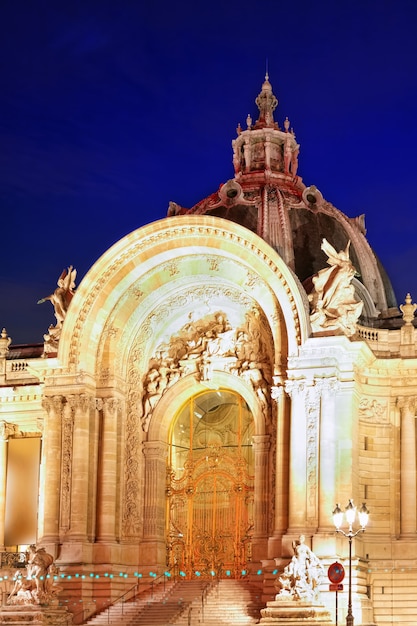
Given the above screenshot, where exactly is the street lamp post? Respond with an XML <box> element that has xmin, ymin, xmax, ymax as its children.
<box><xmin>332</xmin><ymin>500</ymin><xmax>369</xmax><ymax>626</ymax></box>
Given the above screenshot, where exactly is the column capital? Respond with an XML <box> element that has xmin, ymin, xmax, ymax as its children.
<box><xmin>271</xmin><ymin>385</ymin><xmax>284</xmax><ymax>402</ymax></box>
<box><xmin>42</xmin><ymin>395</ymin><xmax>65</xmax><ymax>416</ymax></box>
<box><xmin>285</xmin><ymin>379</ymin><xmax>307</xmax><ymax>398</ymax></box>
<box><xmin>0</xmin><ymin>420</ymin><xmax>18</xmax><ymax>442</ymax></box>
<box><xmin>66</xmin><ymin>393</ymin><xmax>94</xmax><ymax>414</ymax></box>
<box><xmin>314</xmin><ymin>376</ymin><xmax>340</xmax><ymax>396</ymax></box>
<box><xmin>397</xmin><ymin>396</ymin><xmax>417</xmax><ymax>413</ymax></box>
<box><xmin>252</xmin><ymin>433</ymin><xmax>270</xmax><ymax>451</ymax></box>
<box><xmin>142</xmin><ymin>440</ymin><xmax>168</xmax><ymax>460</ymax></box>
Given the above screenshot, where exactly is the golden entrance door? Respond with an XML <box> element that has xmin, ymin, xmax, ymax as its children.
<box><xmin>167</xmin><ymin>390</ymin><xmax>254</xmax><ymax>577</ymax></box>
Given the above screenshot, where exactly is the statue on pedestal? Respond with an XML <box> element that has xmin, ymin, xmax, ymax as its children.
<box><xmin>275</xmin><ymin>535</ymin><xmax>325</xmax><ymax>602</ymax></box>
<box><xmin>37</xmin><ymin>266</ymin><xmax>76</xmax><ymax>354</ymax></box>
<box><xmin>7</xmin><ymin>545</ymin><xmax>60</xmax><ymax>606</ymax></box>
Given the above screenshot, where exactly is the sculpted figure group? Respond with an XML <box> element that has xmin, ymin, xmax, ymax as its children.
<box><xmin>276</xmin><ymin>535</ymin><xmax>324</xmax><ymax>602</ymax></box>
<box><xmin>7</xmin><ymin>545</ymin><xmax>59</xmax><ymax>606</ymax></box>
<box><xmin>140</xmin><ymin>308</ymin><xmax>272</xmax><ymax>430</ymax></box>
<box><xmin>308</xmin><ymin>239</ymin><xmax>363</xmax><ymax>337</ymax></box>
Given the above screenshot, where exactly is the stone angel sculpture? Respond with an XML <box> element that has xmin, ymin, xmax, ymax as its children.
<box><xmin>38</xmin><ymin>266</ymin><xmax>77</xmax><ymax>327</ymax></box>
<box><xmin>308</xmin><ymin>239</ymin><xmax>363</xmax><ymax>337</ymax></box>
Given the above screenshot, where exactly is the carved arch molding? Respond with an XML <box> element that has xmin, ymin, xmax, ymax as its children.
<box><xmin>121</xmin><ymin>290</ymin><xmax>281</xmax><ymax>542</ymax></box>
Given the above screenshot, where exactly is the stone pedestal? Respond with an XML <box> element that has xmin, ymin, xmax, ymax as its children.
<box><xmin>0</xmin><ymin>606</ymin><xmax>73</xmax><ymax>625</ymax></box>
<box><xmin>260</xmin><ymin>598</ymin><xmax>332</xmax><ymax>625</ymax></box>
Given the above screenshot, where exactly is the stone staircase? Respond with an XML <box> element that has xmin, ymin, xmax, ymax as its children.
<box><xmin>174</xmin><ymin>579</ymin><xmax>264</xmax><ymax>625</ymax></box>
<box><xmin>84</xmin><ymin>578</ymin><xmax>264</xmax><ymax>625</ymax></box>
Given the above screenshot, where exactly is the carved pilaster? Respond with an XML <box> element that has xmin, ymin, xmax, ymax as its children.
<box><xmin>66</xmin><ymin>394</ymin><xmax>93</xmax><ymax>540</ymax></box>
<box><xmin>60</xmin><ymin>399</ymin><xmax>74</xmax><ymax>533</ymax></box>
<box><xmin>39</xmin><ymin>396</ymin><xmax>64</xmax><ymax>544</ymax></box>
<box><xmin>285</xmin><ymin>380</ymin><xmax>308</xmax><ymax>530</ymax></box>
<box><xmin>122</xmin><ymin>395</ymin><xmax>142</xmax><ymax>539</ymax></box>
<box><xmin>316</xmin><ymin>377</ymin><xmax>339</xmax><ymax>530</ymax></box>
<box><xmin>0</xmin><ymin>420</ymin><xmax>18</xmax><ymax>549</ymax></box>
<box><xmin>397</xmin><ymin>396</ymin><xmax>417</xmax><ymax>535</ymax></box>
<box><xmin>252</xmin><ymin>434</ymin><xmax>271</xmax><ymax>537</ymax></box>
<box><xmin>96</xmin><ymin>397</ymin><xmax>121</xmax><ymax>542</ymax></box>
<box><xmin>270</xmin><ymin>383</ymin><xmax>287</xmax><ymax>539</ymax></box>
<box><xmin>284</xmin><ymin>379</ymin><xmax>325</xmax><ymax>530</ymax></box>
<box><xmin>142</xmin><ymin>441</ymin><xmax>168</xmax><ymax>540</ymax></box>
<box><xmin>0</xmin><ymin>329</ymin><xmax>11</xmax><ymax>384</ymax></box>
<box><xmin>305</xmin><ymin>385</ymin><xmax>320</xmax><ymax>526</ymax></box>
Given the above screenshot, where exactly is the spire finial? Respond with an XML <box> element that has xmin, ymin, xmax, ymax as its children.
<box><xmin>265</xmin><ymin>58</ymin><xmax>269</xmax><ymax>81</ymax></box>
<box><xmin>255</xmin><ymin>72</ymin><xmax>277</xmax><ymax>128</ymax></box>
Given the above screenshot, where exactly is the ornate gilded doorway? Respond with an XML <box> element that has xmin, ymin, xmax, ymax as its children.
<box><xmin>166</xmin><ymin>390</ymin><xmax>254</xmax><ymax>577</ymax></box>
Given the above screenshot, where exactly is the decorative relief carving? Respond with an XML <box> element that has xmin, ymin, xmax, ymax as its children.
<box><xmin>60</xmin><ymin>399</ymin><xmax>74</xmax><ymax>532</ymax></box>
<box><xmin>122</xmin><ymin>379</ymin><xmax>142</xmax><ymax>538</ymax></box>
<box><xmin>138</xmin><ymin>307</ymin><xmax>273</xmax><ymax>431</ymax></box>
<box><xmin>69</xmin><ymin>224</ymin><xmax>301</xmax><ymax>367</ymax></box>
<box><xmin>128</xmin><ymin>285</ymin><xmax>144</xmax><ymax>300</ymax></box>
<box><xmin>306</xmin><ymin>387</ymin><xmax>320</xmax><ymax>523</ymax></box>
<box><xmin>245</xmin><ymin>270</ymin><xmax>262</xmax><ymax>289</ymax></box>
<box><xmin>0</xmin><ymin>420</ymin><xmax>20</xmax><ymax>441</ymax></box>
<box><xmin>359</xmin><ymin>397</ymin><xmax>387</xmax><ymax>422</ymax></box>
<box><xmin>103</xmin><ymin>325</ymin><xmax>119</xmax><ymax>339</ymax></box>
<box><xmin>206</xmin><ymin>256</ymin><xmax>221</xmax><ymax>272</ymax></box>
<box><xmin>165</xmin><ymin>260</ymin><xmax>180</xmax><ymax>277</ymax></box>
<box><xmin>99</xmin><ymin>367</ymin><xmax>110</xmax><ymax>385</ymax></box>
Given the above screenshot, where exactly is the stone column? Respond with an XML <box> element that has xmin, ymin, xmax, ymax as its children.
<box><xmin>0</xmin><ymin>421</ymin><xmax>17</xmax><ymax>549</ymax></box>
<box><xmin>317</xmin><ymin>378</ymin><xmax>339</xmax><ymax>531</ymax></box>
<box><xmin>398</xmin><ymin>396</ymin><xmax>417</xmax><ymax>536</ymax></box>
<box><xmin>40</xmin><ymin>396</ymin><xmax>63</xmax><ymax>546</ymax></box>
<box><xmin>252</xmin><ymin>433</ymin><xmax>270</xmax><ymax>560</ymax></box>
<box><xmin>96</xmin><ymin>398</ymin><xmax>120</xmax><ymax>542</ymax></box>
<box><xmin>285</xmin><ymin>380</ymin><xmax>308</xmax><ymax>530</ymax></box>
<box><xmin>68</xmin><ymin>394</ymin><xmax>93</xmax><ymax>541</ymax></box>
<box><xmin>252</xmin><ymin>434</ymin><xmax>271</xmax><ymax>537</ymax></box>
<box><xmin>0</xmin><ymin>328</ymin><xmax>11</xmax><ymax>385</ymax></box>
<box><xmin>141</xmin><ymin>441</ymin><xmax>167</xmax><ymax>564</ymax></box>
<box><xmin>271</xmin><ymin>384</ymin><xmax>287</xmax><ymax>538</ymax></box>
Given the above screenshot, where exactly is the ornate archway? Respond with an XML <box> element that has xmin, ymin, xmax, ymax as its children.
<box><xmin>167</xmin><ymin>390</ymin><xmax>254</xmax><ymax>577</ymax></box>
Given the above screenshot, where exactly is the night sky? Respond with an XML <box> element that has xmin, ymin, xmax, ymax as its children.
<box><xmin>1</xmin><ymin>1</ymin><xmax>417</xmax><ymax>345</ymax></box>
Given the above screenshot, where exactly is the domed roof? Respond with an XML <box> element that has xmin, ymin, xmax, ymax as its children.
<box><xmin>167</xmin><ymin>76</ymin><xmax>398</xmax><ymax>326</ymax></box>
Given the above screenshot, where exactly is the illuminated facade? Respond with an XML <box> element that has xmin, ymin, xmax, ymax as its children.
<box><xmin>1</xmin><ymin>76</ymin><xmax>417</xmax><ymax>625</ymax></box>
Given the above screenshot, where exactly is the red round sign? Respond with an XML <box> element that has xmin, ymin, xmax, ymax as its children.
<box><xmin>328</xmin><ymin>562</ymin><xmax>345</xmax><ymax>584</ymax></box>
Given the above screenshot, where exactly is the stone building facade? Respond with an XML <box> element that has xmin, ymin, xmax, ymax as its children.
<box><xmin>1</xmin><ymin>76</ymin><xmax>416</xmax><ymax>625</ymax></box>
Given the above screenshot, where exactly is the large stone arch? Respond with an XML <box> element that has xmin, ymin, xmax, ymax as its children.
<box><xmin>59</xmin><ymin>215</ymin><xmax>310</xmax><ymax>377</ymax></box>
<box><xmin>45</xmin><ymin>215</ymin><xmax>309</xmax><ymax>570</ymax></box>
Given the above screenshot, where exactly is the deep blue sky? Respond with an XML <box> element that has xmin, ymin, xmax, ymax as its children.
<box><xmin>1</xmin><ymin>1</ymin><xmax>417</xmax><ymax>344</ymax></box>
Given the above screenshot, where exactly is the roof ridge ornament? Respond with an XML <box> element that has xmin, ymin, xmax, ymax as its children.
<box><xmin>255</xmin><ymin>73</ymin><xmax>278</xmax><ymax>129</ymax></box>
